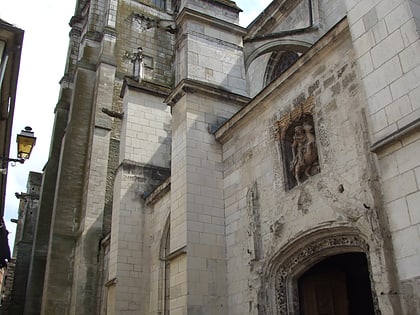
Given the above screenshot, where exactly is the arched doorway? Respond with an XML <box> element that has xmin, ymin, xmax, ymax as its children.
<box><xmin>266</xmin><ymin>232</ymin><xmax>381</xmax><ymax>315</ymax></box>
<box><xmin>298</xmin><ymin>253</ymin><xmax>375</xmax><ymax>315</ymax></box>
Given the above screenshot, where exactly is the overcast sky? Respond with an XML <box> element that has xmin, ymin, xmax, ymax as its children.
<box><xmin>1</xmin><ymin>0</ymin><xmax>271</xmax><ymax>249</ymax></box>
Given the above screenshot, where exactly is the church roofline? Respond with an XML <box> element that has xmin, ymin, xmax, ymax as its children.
<box><xmin>211</xmin><ymin>0</ymin><xmax>242</xmax><ymax>12</ymax></box>
<box><xmin>214</xmin><ymin>17</ymin><xmax>349</xmax><ymax>144</ymax></box>
<box><xmin>176</xmin><ymin>7</ymin><xmax>247</xmax><ymax>35</ymax></box>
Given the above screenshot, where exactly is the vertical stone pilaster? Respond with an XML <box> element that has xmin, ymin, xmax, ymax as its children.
<box><xmin>106</xmin><ymin>83</ymin><xmax>171</xmax><ymax>314</ymax></box>
<box><xmin>169</xmin><ymin>1</ymin><xmax>247</xmax><ymax>313</ymax></box>
<box><xmin>70</xmin><ymin>61</ymin><xmax>116</xmax><ymax>315</ymax></box>
<box><xmin>344</xmin><ymin>0</ymin><xmax>420</xmax><ymax>313</ymax></box>
<box><xmin>41</xmin><ymin>65</ymin><xmax>96</xmax><ymax>315</ymax></box>
<box><xmin>344</xmin><ymin>0</ymin><xmax>420</xmax><ymax>142</ymax></box>
<box><xmin>170</xmin><ymin>90</ymin><xmax>241</xmax><ymax>315</ymax></box>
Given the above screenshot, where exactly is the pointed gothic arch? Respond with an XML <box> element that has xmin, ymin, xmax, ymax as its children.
<box><xmin>158</xmin><ymin>215</ymin><xmax>171</xmax><ymax>315</ymax></box>
<box><xmin>244</xmin><ymin>39</ymin><xmax>312</xmax><ymax>70</ymax></box>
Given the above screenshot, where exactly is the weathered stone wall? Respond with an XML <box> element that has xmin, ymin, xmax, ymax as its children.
<box><xmin>169</xmin><ymin>91</ymin><xmax>244</xmax><ymax>314</ymax></box>
<box><xmin>174</xmin><ymin>0</ymin><xmax>247</xmax><ymax>95</ymax></box>
<box><xmin>119</xmin><ymin>84</ymin><xmax>172</xmax><ymax>168</ymax></box>
<box><xmin>219</xmin><ymin>22</ymin><xmax>399</xmax><ymax>314</ymax></box>
<box><xmin>375</xmin><ymin>133</ymin><xmax>420</xmax><ymax>314</ymax></box>
<box><xmin>108</xmin><ymin>161</ymin><xmax>170</xmax><ymax>314</ymax></box>
<box><xmin>106</xmin><ymin>82</ymin><xmax>171</xmax><ymax>314</ymax></box>
<box><xmin>116</xmin><ymin>0</ymin><xmax>175</xmax><ymax>85</ymax></box>
<box><xmin>343</xmin><ymin>0</ymin><xmax>420</xmax><ymax>312</ymax></box>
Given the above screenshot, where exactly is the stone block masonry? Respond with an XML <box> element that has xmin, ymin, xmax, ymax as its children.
<box><xmin>345</xmin><ymin>0</ymin><xmax>420</xmax><ymax>312</ymax></box>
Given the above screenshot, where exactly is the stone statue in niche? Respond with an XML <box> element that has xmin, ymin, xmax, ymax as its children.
<box><xmin>275</xmin><ymin>96</ymin><xmax>320</xmax><ymax>189</ymax></box>
<box><xmin>290</xmin><ymin>122</ymin><xmax>319</xmax><ymax>183</ymax></box>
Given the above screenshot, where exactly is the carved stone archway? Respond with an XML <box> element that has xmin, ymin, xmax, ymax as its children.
<box><xmin>264</xmin><ymin>230</ymin><xmax>380</xmax><ymax>315</ymax></box>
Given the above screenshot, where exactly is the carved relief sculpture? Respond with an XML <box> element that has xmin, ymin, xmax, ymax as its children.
<box><xmin>276</xmin><ymin>97</ymin><xmax>320</xmax><ymax>189</ymax></box>
<box><xmin>290</xmin><ymin>122</ymin><xmax>319</xmax><ymax>183</ymax></box>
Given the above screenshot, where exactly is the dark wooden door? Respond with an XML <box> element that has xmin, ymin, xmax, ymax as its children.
<box><xmin>300</xmin><ymin>271</ymin><xmax>349</xmax><ymax>315</ymax></box>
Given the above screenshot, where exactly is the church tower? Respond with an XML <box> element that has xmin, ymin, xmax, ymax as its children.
<box><xmin>28</xmin><ymin>0</ymin><xmax>176</xmax><ymax>313</ymax></box>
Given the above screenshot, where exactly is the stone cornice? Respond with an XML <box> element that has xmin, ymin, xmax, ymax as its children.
<box><xmin>117</xmin><ymin>159</ymin><xmax>170</xmax><ymax>174</ymax></box>
<box><xmin>145</xmin><ymin>177</ymin><xmax>171</xmax><ymax>206</ymax></box>
<box><xmin>211</xmin><ymin>0</ymin><xmax>242</xmax><ymax>12</ymax></box>
<box><xmin>370</xmin><ymin>117</ymin><xmax>420</xmax><ymax>153</ymax></box>
<box><xmin>165</xmin><ymin>245</ymin><xmax>187</xmax><ymax>261</ymax></box>
<box><xmin>120</xmin><ymin>77</ymin><xmax>172</xmax><ymax>99</ymax></box>
<box><xmin>164</xmin><ymin>78</ymin><xmax>250</xmax><ymax>107</ymax></box>
<box><xmin>176</xmin><ymin>7</ymin><xmax>246</xmax><ymax>36</ymax></box>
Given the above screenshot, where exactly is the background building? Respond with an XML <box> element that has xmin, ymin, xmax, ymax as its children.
<box><xmin>12</xmin><ymin>0</ymin><xmax>420</xmax><ymax>314</ymax></box>
<box><xmin>0</xmin><ymin>20</ymin><xmax>25</xmax><ymax>308</ymax></box>
<box><xmin>0</xmin><ymin>19</ymin><xmax>24</xmax><ymax>270</ymax></box>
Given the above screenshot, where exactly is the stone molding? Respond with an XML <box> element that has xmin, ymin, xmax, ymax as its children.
<box><xmin>165</xmin><ymin>245</ymin><xmax>187</xmax><ymax>262</ymax></box>
<box><xmin>370</xmin><ymin>117</ymin><xmax>420</xmax><ymax>153</ymax></box>
<box><xmin>165</xmin><ymin>78</ymin><xmax>250</xmax><ymax>107</ymax></box>
<box><xmin>120</xmin><ymin>76</ymin><xmax>172</xmax><ymax>99</ymax></box>
<box><xmin>145</xmin><ymin>176</ymin><xmax>171</xmax><ymax>206</ymax></box>
<box><xmin>176</xmin><ymin>7</ymin><xmax>246</xmax><ymax>35</ymax></box>
<box><xmin>265</xmin><ymin>230</ymin><xmax>371</xmax><ymax>314</ymax></box>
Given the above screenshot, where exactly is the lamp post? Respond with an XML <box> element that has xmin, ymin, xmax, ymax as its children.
<box><xmin>0</xmin><ymin>127</ymin><xmax>36</xmax><ymax>173</ymax></box>
<box><xmin>0</xmin><ymin>127</ymin><xmax>36</xmax><ymax>267</ymax></box>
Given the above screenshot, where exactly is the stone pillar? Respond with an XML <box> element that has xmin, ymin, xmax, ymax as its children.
<box><xmin>167</xmin><ymin>1</ymin><xmax>248</xmax><ymax>313</ymax></box>
<box><xmin>174</xmin><ymin>1</ymin><xmax>247</xmax><ymax>95</ymax></box>
<box><xmin>168</xmin><ymin>83</ymin><xmax>248</xmax><ymax>315</ymax></box>
<box><xmin>69</xmin><ymin>62</ymin><xmax>115</xmax><ymax>314</ymax></box>
<box><xmin>344</xmin><ymin>0</ymin><xmax>420</xmax><ymax>312</ymax></box>
<box><xmin>106</xmin><ymin>81</ymin><xmax>171</xmax><ymax>315</ymax></box>
<box><xmin>41</xmin><ymin>64</ymin><xmax>96</xmax><ymax>314</ymax></box>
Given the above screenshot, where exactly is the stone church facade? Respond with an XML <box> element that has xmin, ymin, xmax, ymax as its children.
<box><xmin>15</xmin><ymin>0</ymin><xmax>420</xmax><ymax>314</ymax></box>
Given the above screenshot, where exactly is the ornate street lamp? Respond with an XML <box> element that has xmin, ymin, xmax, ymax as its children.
<box><xmin>16</xmin><ymin>126</ymin><xmax>36</xmax><ymax>161</ymax></box>
<box><xmin>1</xmin><ymin>126</ymin><xmax>36</xmax><ymax>166</ymax></box>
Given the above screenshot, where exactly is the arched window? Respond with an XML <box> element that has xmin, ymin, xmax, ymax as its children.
<box><xmin>264</xmin><ymin>51</ymin><xmax>299</xmax><ymax>86</ymax></box>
